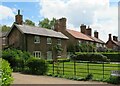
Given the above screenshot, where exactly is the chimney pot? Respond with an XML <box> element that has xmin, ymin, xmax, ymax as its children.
<box><xmin>15</xmin><ymin>9</ymin><xmax>23</xmax><ymax>25</ymax></box>
<box><xmin>94</xmin><ymin>31</ymin><xmax>99</xmax><ymax>38</ymax></box>
<box><xmin>80</xmin><ymin>24</ymin><xmax>86</xmax><ymax>34</ymax></box>
<box><xmin>113</xmin><ymin>36</ymin><xmax>118</xmax><ymax>41</ymax></box>
<box><xmin>86</xmin><ymin>26</ymin><xmax>92</xmax><ymax>36</ymax></box>
<box><xmin>109</xmin><ymin>34</ymin><xmax>112</xmax><ymax>41</ymax></box>
<box><xmin>18</xmin><ymin>9</ymin><xmax>20</xmax><ymax>15</ymax></box>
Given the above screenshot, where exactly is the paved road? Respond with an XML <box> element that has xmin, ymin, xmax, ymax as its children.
<box><xmin>12</xmin><ymin>72</ymin><xmax>108</xmax><ymax>84</ymax></box>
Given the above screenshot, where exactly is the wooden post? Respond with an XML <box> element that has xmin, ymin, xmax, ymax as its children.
<box><xmin>102</xmin><ymin>62</ymin><xmax>104</xmax><ymax>79</ymax></box>
<box><xmin>74</xmin><ymin>60</ymin><xmax>76</xmax><ymax>76</ymax></box>
<box><xmin>63</xmin><ymin>61</ymin><xmax>64</xmax><ymax>75</ymax></box>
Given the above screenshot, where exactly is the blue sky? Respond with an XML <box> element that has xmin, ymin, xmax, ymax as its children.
<box><xmin>0</xmin><ymin>0</ymin><xmax>119</xmax><ymax>41</ymax></box>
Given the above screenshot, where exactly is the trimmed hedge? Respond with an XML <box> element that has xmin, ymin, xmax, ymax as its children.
<box><xmin>103</xmin><ymin>53</ymin><xmax>120</xmax><ymax>62</ymax></box>
<box><xmin>71</xmin><ymin>53</ymin><xmax>110</xmax><ymax>62</ymax></box>
<box><xmin>25</xmin><ymin>58</ymin><xmax>48</xmax><ymax>75</ymax></box>
<box><xmin>75</xmin><ymin>52</ymin><xmax>120</xmax><ymax>62</ymax></box>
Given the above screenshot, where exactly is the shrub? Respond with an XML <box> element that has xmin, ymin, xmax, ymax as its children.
<box><xmin>85</xmin><ymin>73</ymin><xmax>93</xmax><ymax>81</ymax></box>
<box><xmin>0</xmin><ymin>59</ymin><xmax>13</xmax><ymax>86</ymax></box>
<box><xmin>25</xmin><ymin>57</ymin><xmax>48</xmax><ymax>75</ymax></box>
<box><xmin>107</xmin><ymin>76</ymin><xmax>120</xmax><ymax>84</ymax></box>
<box><xmin>2</xmin><ymin>49</ymin><xmax>32</xmax><ymax>71</ymax></box>
<box><xmin>71</xmin><ymin>53</ymin><xmax>110</xmax><ymax>62</ymax></box>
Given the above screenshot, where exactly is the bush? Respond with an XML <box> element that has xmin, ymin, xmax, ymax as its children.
<box><xmin>0</xmin><ymin>59</ymin><xmax>13</xmax><ymax>86</ymax></box>
<box><xmin>71</xmin><ymin>53</ymin><xmax>110</xmax><ymax>62</ymax></box>
<box><xmin>103</xmin><ymin>53</ymin><xmax>120</xmax><ymax>62</ymax></box>
<box><xmin>25</xmin><ymin>58</ymin><xmax>48</xmax><ymax>75</ymax></box>
<box><xmin>85</xmin><ymin>73</ymin><xmax>93</xmax><ymax>81</ymax></box>
<box><xmin>2</xmin><ymin>49</ymin><xmax>32</xmax><ymax>71</ymax></box>
<box><xmin>107</xmin><ymin>76</ymin><xmax>120</xmax><ymax>84</ymax></box>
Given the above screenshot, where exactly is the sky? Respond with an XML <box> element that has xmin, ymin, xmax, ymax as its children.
<box><xmin>0</xmin><ymin>0</ymin><xmax>119</xmax><ymax>42</ymax></box>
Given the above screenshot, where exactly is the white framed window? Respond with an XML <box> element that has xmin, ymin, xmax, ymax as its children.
<box><xmin>78</xmin><ymin>40</ymin><xmax>81</xmax><ymax>44</ymax></box>
<box><xmin>57</xmin><ymin>39</ymin><xmax>61</xmax><ymax>45</ymax></box>
<box><xmin>47</xmin><ymin>38</ymin><xmax>52</xmax><ymax>44</ymax></box>
<box><xmin>2</xmin><ymin>37</ymin><xmax>6</xmax><ymax>45</ymax></box>
<box><xmin>33</xmin><ymin>51</ymin><xmax>41</xmax><ymax>58</ymax></box>
<box><xmin>57</xmin><ymin>51</ymin><xmax>61</xmax><ymax>58</ymax></box>
<box><xmin>47</xmin><ymin>51</ymin><xmax>52</xmax><ymax>60</ymax></box>
<box><xmin>34</xmin><ymin>36</ymin><xmax>40</xmax><ymax>43</ymax></box>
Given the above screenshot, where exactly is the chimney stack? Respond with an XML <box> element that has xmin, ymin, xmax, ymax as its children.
<box><xmin>86</xmin><ymin>26</ymin><xmax>92</xmax><ymax>36</ymax></box>
<box><xmin>80</xmin><ymin>24</ymin><xmax>86</xmax><ymax>34</ymax></box>
<box><xmin>113</xmin><ymin>36</ymin><xmax>118</xmax><ymax>41</ymax></box>
<box><xmin>94</xmin><ymin>31</ymin><xmax>99</xmax><ymax>38</ymax></box>
<box><xmin>108</xmin><ymin>34</ymin><xmax>112</xmax><ymax>41</ymax></box>
<box><xmin>15</xmin><ymin>9</ymin><xmax>23</xmax><ymax>25</ymax></box>
<box><xmin>54</xmin><ymin>17</ymin><xmax>66</xmax><ymax>32</ymax></box>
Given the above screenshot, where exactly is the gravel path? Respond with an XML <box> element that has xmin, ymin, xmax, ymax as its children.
<box><xmin>12</xmin><ymin>72</ymin><xmax>108</xmax><ymax>84</ymax></box>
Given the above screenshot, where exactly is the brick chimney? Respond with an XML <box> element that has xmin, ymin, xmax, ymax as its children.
<box><xmin>113</xmin><ymin>36</ymin><xmax>118</xmax><ymax>41</ymax></box>
<box><xmin>54</xmin><ymin>17</ymin><xmax>66</xmax><ymax>32</ymax></box>
<box><xmin>86</xmin><ymin>26</ymin><xmax>92</xmax><ymax>36</ymax></box>
<box><xmin>108</xmin><ymin>34</ymin><xmax>112</xmax><ymax>41</ymax></box>
<box><xmin>94</xmin><ymin>31</ymin><xmax>99</xmax><ymax>38</ymax></box>
<box><xmin>80</xmin><ymin>24</ymin><xmax>86</xmax><ymax>34</ymax></box>
<box><xmin>15</xmin><ymin>9</ymin><xmax>23</xmax><ymax>25</ymax></box>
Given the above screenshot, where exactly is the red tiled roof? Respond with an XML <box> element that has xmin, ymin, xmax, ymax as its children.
<box><xmin>113</xmin><ymin>40</ymin><xmax>120</xmax><ymax>46</ymax></box>
<box><xmin>66</xmin><ymin>29</ymin><xmax>93</xmax><ymax>41</ymax></box>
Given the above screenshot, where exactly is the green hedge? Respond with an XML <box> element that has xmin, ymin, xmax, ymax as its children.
<box><xmin>75</xmin><ymin>52</ymin><xmax>120</xmax><ymax>62</ymax></box>
<box><xmin>0</xmin><ymin>59</ymin><xmax>13</xmax><ymax>86</ymax></box>
<box><xmin>2</xmin><ymin>49</ymin><xmax>32</xmax><ymax>71</ymax></box>
<box><xmin>25</xmin><ymin>58</ymin><xmax>48</xmax><ymax>75</ymax></box>
<box><xmin>71</xmin><ymin>53</ymin><xmax>110</xmax><ymax>62</ymax></box>
<box><xmin>103</xmin><ymin>53</ymin><xmax>120</xmax><ymax>62</ymax></box>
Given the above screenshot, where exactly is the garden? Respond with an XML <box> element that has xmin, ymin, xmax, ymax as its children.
<box><xmin>1</xmin><ymin>48</ymin><xmax>120</xmax><ymax>85</ymax></box>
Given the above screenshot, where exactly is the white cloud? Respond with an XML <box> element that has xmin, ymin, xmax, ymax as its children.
<box><xmin>39</xmin><ymin>0</ymin><xmax>117</xmax><ymax>42</ymax></box>
<box><xmin>0</xmin><ymin>5</ymin><xmax>15</xmax><ymax>20</ymax></box>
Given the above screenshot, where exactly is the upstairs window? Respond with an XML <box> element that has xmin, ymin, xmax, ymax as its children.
<box><xmin>34</xmin><ymin>36</ymin><xmax>40</xmax><ymax>43</ymax></box>
<box><xmin>2</xmin><ymin>37</ymin><xmax>6</xmax><ymax>45</ymax></box>
<box><xmin>47</xmin><ymin>38</ymin><xmax>52</xmax><ymax>44</ymax></box>
<box><xmin>57</xmin><ymin>39</ymin><xmax>61</xmax><ymax>45</ymax></box>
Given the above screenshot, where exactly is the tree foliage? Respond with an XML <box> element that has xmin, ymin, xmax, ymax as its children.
<box><xmin>24</xmin><ymin>19</ymin><xmax>35</xmax><ymax>26</ymax></box>
<box><xmin>38</xmin><ymin>18</ymin><xmax>56</xmax><ymax>29</ymax></box>
<box><xmin>1</xmin><ymin>25</ymin><xmax>10</xmax><ymax>32</ymax></box>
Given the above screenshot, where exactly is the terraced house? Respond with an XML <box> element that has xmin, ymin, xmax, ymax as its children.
<box><xmin>54</xmin><ymin>18</ymin><xmax>105</xmax><ymax>51</ymax></box>
<box><xmin>6</xmin><ymin>10</ymin><xmax>68</xmax><ymax>60</ymax></box>
<box><xmin>106</xmin><ymin>34</ymin><xmax>120</xmax><ymax>51</ymax></box>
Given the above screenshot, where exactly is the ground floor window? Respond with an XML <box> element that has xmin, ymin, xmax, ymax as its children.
<box><xmin>47</xmin><ymin>51</ymin><xmax>52</xmax><ymax>60</ymax></box>
<box><xmin>33</xmin><ymin>51</ymin><xmax>41</xmax><ymax>58</ymax></box>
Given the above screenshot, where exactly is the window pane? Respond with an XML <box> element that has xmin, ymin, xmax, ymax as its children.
<box><xmin>47</xmin><ymin>38</ymin><xmax>52</xmax><ymax>44</ymax></box>
<box><xmin>34</xmin><ymin>36</ymin><xmax>40</xmax><ymax>43</ymax></box>
<box><xmin>47</xmin><ymin>51</ymin><xmax>52</xmax><ymax>60</ymax></box>
<box><xmin>57</xmin><ymin>39</ymin><xmax>61</xmax><ymax>45</ymax></box>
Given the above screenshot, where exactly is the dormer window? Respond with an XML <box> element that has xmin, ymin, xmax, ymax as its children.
<box><xmin>34</xmin><ymin>36</ymin><xmax>40</xmax><ymax>43</ymax></box>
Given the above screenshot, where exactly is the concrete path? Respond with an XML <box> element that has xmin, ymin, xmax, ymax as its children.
<box><xmin>12</xmin><ymin>72</ymin><xmax>108</xmax><ymax>84</ymax></box>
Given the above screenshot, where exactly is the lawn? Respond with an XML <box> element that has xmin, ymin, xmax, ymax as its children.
<box><xmin>48</xmin><ymin>61</ymin><xmax>120</xmax><ymax>80</ymax></box>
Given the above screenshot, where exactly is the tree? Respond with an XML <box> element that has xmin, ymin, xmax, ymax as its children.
<box><xmin>38</xmin><ymin>18</ymin><xmax>56</xmax><ymax>29</ymax></box>
<box><xmin>24</xmin><ymin>19</ymin><xmax>35</xmax><ymax>26</ymax></box>
<box><xmin>1</xmin><ymin>25</ymin><xmax>10</xmax><ymax>32</ymax></box>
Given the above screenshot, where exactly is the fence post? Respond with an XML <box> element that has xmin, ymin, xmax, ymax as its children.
<box><xmin>74</xmin><ymin>60</ymin><xmax>76</xmax><ymax>76</ymax></box>
<box><xmin>87</xmin><ymin>62</ymin><xmax>89</xmax><ymax>75</ymax></box>
<box><xmin>53</xmin><ymin>60</ymin><xmax>54</xmax><ymax>74</ymax></box>
<box><xmin>63</xmin><ymin>61</ymin><xmax>64</xmax><ymax>75</ymax></box>
<box><xmin>102</xmin><ymin>62</ymin><xmax>104</xmax><ymax>79</ymax></box>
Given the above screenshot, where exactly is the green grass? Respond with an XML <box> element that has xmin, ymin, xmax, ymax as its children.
<box><xmin>48</xmin><ymin>62</ymin><xmax>120</xmax><ymax>80</ymax></box>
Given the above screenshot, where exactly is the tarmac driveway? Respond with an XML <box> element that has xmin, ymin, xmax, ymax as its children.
<box><xmin>12</xmin><ymin>72</ymin><xmax>108</xmax><ymax>84</ymax></box>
